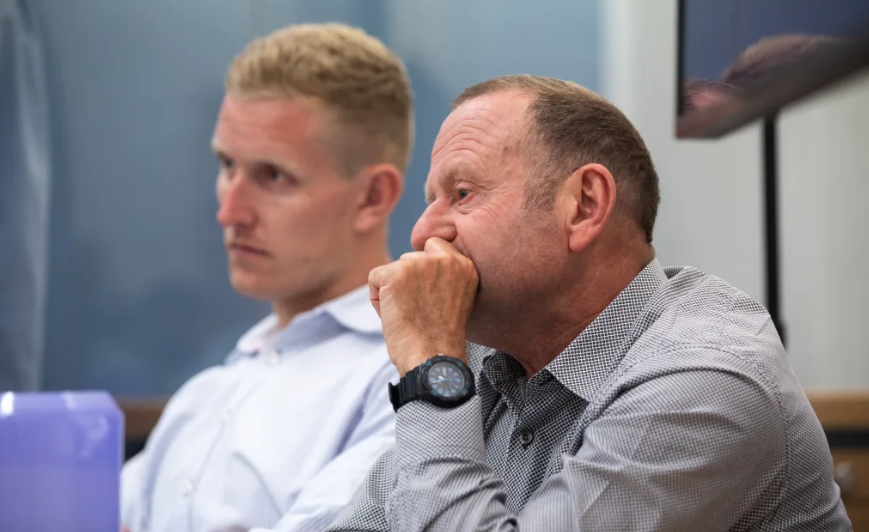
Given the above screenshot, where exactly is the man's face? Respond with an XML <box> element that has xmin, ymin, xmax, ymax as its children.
<box><xmin>411</xmin><ymin>92</ymin><xmax>568</xmax><ymax>342</ymax></box>
<box><xmin>213</xmin><ymin>95</ymin><xmax>358</xmax><ymax>303</ymax></box>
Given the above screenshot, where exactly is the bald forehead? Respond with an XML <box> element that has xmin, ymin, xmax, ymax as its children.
<box><xmin>425</xmin><ymin>91</ymin><xmax>530</xmax><ymax>203</ymax></box>
<box><xmin>445</xmin><ymin>90</ymin><xmax>530</xmax><ymax>137</ymax></box>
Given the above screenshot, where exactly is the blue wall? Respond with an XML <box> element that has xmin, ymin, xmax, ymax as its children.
<box><xmin>34</xmin><ymin>0</ymin><xmax>599</xmax><ymax>395</ymax></box>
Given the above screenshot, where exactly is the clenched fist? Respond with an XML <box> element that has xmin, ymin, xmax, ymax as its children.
<box><xmin>368</xmin><ymin>237</ymin><xmax>479</xmax><ymax>376</ymax></box>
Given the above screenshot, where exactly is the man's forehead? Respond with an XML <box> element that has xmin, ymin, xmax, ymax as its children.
<box><xmin>212</xmin><ymin>95</ymin><xmax>328</xmax><ymax>157</ymax></box>
<box><xmin>434</xmin><ymin>94</ymin><xmax>527</xmax><ymax>157</ymax></box>
<box><xmin>444</xmin><ymin>91</ymin><xmax>529</xmax><ymax>132</ymax></box>
<box><xmin>217</xmin><ymin>94</ymin><xmax>323</xmax><ymax>139</ymax></box>
<box><xmin>424</xmin><ymin>92</ymin><xmax>530</xmax><ymax>203</ymax></box>
<box><xmin>210</xmin><ymin>129</ymin><xmax>286</xmax><ymax>161</ymax></box>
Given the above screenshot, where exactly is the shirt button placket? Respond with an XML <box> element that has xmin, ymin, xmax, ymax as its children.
<box><xmin>264</xmin><ymin>349</ymin><xmax>280</xmax><ymax>367</ymax></box>
<box><xmin>519</xmin><ymin>429</ymin><xmax>535</xmax><ymax>448</ymax></box>
<box><xmin>182</xmin><ymin>479</ymin><xmax>194</xmax><ymax>497</ymax></box>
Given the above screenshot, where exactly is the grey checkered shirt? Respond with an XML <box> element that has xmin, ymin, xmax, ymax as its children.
<box><xmin>326</xmin><ymin>260</ymin><xmax>852</xmax><ymax>531</ymax></box>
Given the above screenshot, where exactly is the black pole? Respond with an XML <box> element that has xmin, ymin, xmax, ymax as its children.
<box><xmin>762</xmin><ymin>115</ymin><xmax>785</xmax><ymax>345</ymax></box>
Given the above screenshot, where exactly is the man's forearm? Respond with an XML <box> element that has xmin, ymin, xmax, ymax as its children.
<box><xmin>390</xmin><ymin>398</ymin><xmax>518</xmax><ymax>531</ymax></box>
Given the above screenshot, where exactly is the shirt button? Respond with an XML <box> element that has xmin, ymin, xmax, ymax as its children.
<box><xmin>264</xmin><ymin>350</ymin><xmax>280</xmax><ymax>367</ymax></box>
<box><xmin>219</xmin><ymin>410</ymin><xmax>231</xmax><ymax>425</ymax></box>
<box><xmin>519</xmin><ymin>429</ymin><xmax>535</xmax><ymax>447</ymax></box>
<box><xmin>182</xmin><ymin>480</ymin><xmax>194</xmax><ymax>497</ymax></box>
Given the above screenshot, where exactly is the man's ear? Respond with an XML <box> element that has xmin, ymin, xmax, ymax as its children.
<box><xmin>557</xmin><ymin>163</ymin><xmax>617</xmax><ymax>252</ymax></box>
<box><xmin>352</xmin><ymin>163</ymin><xmax>404</xmax><ymax>233</ymax></box>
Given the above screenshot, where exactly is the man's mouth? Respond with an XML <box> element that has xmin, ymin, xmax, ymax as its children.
<box><xmin>228</xmin><ymin>242</ymin><xmax>270</xmax><ymax>257</ymax></box>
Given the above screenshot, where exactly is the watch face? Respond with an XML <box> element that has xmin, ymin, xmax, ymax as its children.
<box><xmin>426</xmin><ymin>361</ymin><xmax>467</xmax><ymax>399</ymax></box>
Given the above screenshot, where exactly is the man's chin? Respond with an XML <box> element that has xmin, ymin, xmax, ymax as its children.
<box><xmin>229</xmin><ymin>276</ymin><xmax>276</xmax><ymax>301</ymax></box>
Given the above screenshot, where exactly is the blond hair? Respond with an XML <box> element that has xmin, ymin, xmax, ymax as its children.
<box><xmin>226</xmin><ymin>23</ymin><xmax>413</xmax><ymax>176</ymax></box>
<box><xmin>453</xmin><ymin>75</ymin><xmax>660</xmax><ymax>243</ymax></box>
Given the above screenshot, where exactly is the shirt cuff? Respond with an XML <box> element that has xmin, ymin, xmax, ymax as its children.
<box><xmin>394</xmin><ymin>396</ymin><xmax>486</xmax><ymax>468</ymax></box>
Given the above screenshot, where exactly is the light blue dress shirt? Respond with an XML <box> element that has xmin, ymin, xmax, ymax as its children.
<box><xmin>121</xmin><ymin>286</ymin><xmax>398</xmax><ymax>532</ymax></box>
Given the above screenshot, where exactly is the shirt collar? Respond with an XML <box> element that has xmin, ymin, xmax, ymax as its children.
<box><xmin>466</xmin><ymin>342</ymin><xmax>495</xmax><ymax>376</ymax></box>
<box><xmin>231</xmin><ymin>285</ymin><xmax>382</xmax><ymax>359</ymax></box>
<box><xmin>319</xmin><ymin>285</ymin><xmax>383</xmax><ymax>335</ymax></box>
<box><xmin>236</xmin><ymin>313</ymin><xmax>280</xmax><ymax>354</ymax></box>
<box><xmin>547</xmin><ymin>258</ymin><xmax>667</xmax><ymax>401</ymax></box>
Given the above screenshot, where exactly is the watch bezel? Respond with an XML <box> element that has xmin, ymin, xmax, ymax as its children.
<box><xmin>418</xmin><ymin>355</ymin><xmax>475</xmax><ymax>408</ymax></box>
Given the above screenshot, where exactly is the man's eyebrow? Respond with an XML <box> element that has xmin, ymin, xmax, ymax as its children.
<box><xmin>209</xmin><ymin>141</ymin><xmax>299</xmax><ymax>175</ymax></box>
<box><xmin>211</xmin><ymin>141</ymin><xmax>236</xmax><ymax>165</ymax></box>
<box><xmin>425</xmin><ymin>166</ymin><xmax>472</xmax><ymax>205</ymax></box>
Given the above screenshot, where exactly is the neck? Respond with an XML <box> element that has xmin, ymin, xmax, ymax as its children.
<box><xmin>272</xmin><ymin>232</ymin><xmax>391</xmax><ymax>328</ymax></box>
<box><xmin>474</xmin><ymin>247</ymin><xmax>654</xmax><ymax>376</ymax></box>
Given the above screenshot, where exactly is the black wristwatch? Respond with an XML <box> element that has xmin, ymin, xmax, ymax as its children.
<box><xmin>388</xmin><ymin>354</ymin><xmax>475</xmax><ymax>412</ymax></box>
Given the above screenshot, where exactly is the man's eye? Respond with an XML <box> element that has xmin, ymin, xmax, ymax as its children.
<box><xmin>218</xmin><ymin>157</ymin><xmax>233</xmax><ymax>170</ymax></box>
<box><xmin>264</xmin><ymin>167</ymin><xmax>296</xmax><ymax>184</ymax></box>
<box><xmin>263</xmin><ymin>168</ymin><xmax>299</xmax><ymax>187</ymax></box>
<box><xmin>457</xmin><ymin>189</ymin><xmax>471</xmax><ymax>200</ymax></box>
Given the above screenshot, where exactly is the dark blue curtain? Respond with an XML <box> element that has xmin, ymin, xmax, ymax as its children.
<box><xmin>0</xmin><ymin>0</ymin><xmax>50</xmax><ymax>390</ymax></box>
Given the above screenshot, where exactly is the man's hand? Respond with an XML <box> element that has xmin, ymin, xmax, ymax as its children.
<box><xmin>369</xmin><ymin>237</ymin><xmax>479</xmax><ymax>376</ymax></box>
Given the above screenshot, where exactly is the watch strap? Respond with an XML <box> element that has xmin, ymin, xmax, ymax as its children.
<box><xmin>388</xmin><ymin>367</ymin><xmax>420</xmax><ymax>412</ymax></box>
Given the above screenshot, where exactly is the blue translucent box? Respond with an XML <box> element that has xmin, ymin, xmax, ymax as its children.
<box><xmin>0</xmin><ymin>391</ymin><xmax>124</xmax><ymax>531</ymax></box>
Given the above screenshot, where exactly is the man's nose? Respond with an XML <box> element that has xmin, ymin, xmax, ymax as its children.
<box><xmin>216</xmin><ymin>176</ymin><xmax>257</xmax><ymax>228</ymax></box>
<box><xmin>410</xmin><ymin>204</ymin><xmax>457</xmax><ymax>251</ymax></box>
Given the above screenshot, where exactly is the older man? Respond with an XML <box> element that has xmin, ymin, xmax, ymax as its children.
<box><xmin>329</xmin><ymin>75</ymin><xmax>851</xmax><ymax>531</ymax></box>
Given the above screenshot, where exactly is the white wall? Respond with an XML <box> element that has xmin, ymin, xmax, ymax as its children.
<box><xmin>601</xmin><ymin>0</ymin><xmax>869</xmax><ymax>391</ymax></box>
<box><xmin>778</xmin><ymin>72</ymin><xmax>869</xmax><ymax>390</ymax></box>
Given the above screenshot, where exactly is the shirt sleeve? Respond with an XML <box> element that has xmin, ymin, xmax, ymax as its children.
<box><xmin>330</xmin><ymin>365</ymin><xmax>785</xmax><ymax>531</ymax></box>
<box><xmin>249</xmin><ymin>361</ymin><xmax>398</xmax><ymax>532</ymax></box>
<box><xmin>121</xmin><ymin>450</ymin><xmax>151</xmax><ymax>532</ymax></box>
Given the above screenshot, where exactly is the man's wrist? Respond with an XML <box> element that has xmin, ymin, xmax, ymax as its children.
<box><xmin>395</xmin><ymin>340</ymin><xmax>466</xmax><ymax>376</ymax></box>
<box><xmin>396</xmin><ymin>352</ymin><xmax>431</xmax><ymax>377</ymax></box>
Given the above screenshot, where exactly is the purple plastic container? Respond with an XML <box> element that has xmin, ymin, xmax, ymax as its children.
<box><xmin>0</xmin><ymin>391</ymin><xmax>124</xmax><ymax>532</ymax></box>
